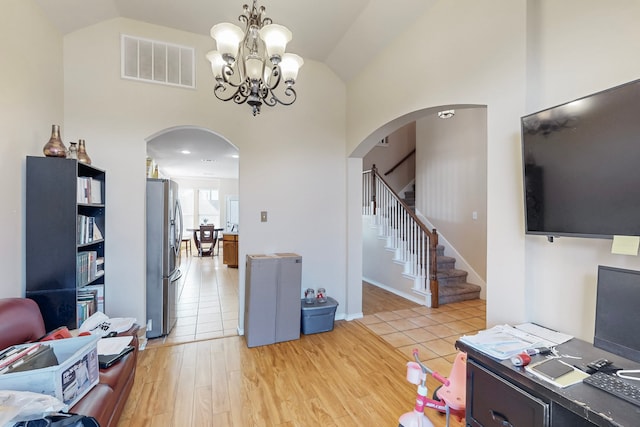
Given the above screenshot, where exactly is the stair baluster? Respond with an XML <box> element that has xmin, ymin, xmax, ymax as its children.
<box><xmin>362</xmin><ymin>167</ymin><xmax>439</xmax><ymax>307</ymax></box>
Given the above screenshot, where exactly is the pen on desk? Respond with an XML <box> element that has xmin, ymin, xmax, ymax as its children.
<box><xmin>525</xmin><ymin>347</ymin><xmax>552</xmax><ymax>356</ymax></box>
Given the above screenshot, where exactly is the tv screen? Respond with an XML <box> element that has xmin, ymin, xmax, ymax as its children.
<box><xmin>594</xmin><ymin>266</ymin><xmax>640</xmax><ymax>364</ymax></box>
<box><xmin>521</xmin><ymin>79</ymin><xmax>640</xmax><ymax>238</ymax></box>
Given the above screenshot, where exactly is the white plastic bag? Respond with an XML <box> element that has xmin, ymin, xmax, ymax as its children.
<box><xmin>0</xmin><ymin>390</ymin><xmax>66</xmax><ymax>427</ymax></box>
<box><xmin>78</xmin><ymin>312</ymin><xmax>136</xmax><ymax>337</ymax></box>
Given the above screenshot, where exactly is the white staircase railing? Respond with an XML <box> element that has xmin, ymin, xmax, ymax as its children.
<box><xmin>363</xmin><ymin>166</ymin><xmax>440</xmax><ymax>307</ymax></box>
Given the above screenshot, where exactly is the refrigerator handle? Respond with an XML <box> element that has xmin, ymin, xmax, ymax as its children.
<box><xmin>174</xmin><ymin>199</ymin><xmax>184</xmax><ymax>257</ymax></box>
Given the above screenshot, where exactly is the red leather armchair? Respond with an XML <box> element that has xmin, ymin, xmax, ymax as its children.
<box><xmin>0</xmin><ymin>298</ymin><xmax>138</xmax><ymax>427</ymax></box>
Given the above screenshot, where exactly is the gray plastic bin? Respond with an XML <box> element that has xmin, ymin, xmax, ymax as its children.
<box><xmin>301</xmin><ymin>297</ymin><xmax>338</xmax><ymax>334</ymax></box>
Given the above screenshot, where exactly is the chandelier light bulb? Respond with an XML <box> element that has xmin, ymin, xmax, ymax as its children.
<box><xmin>206</xmin><ymin>50</ymin><xmax>225</xmax><ymax>78</ymax></box>
<box><xmin>210</xmin><ymin>23</ymin><xmax>244</xmax><ymax>63</ymax></box>
<box><xmin>259</xmin><ymin>24</ymin><xmax>292</xmax><ymax>62</ymax></box>
<box><xmin>280</xmin><ymin>53</ymin><xmax>304</xmax><ymax>84</ymax></box>
<box><xmin>245</xmin><ymin>55</ymin><xmax>264</xmax><ymax>81</ymax></box>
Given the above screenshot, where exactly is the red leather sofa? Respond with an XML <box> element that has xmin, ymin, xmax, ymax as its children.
<box><xmin>0</xmin><ymin>298</ymin><xmax>138</xmax><ymax>427</ymax></box>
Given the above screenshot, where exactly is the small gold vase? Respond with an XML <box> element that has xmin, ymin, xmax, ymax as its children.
<box><xmin>77</xmin><ymin>139</ymin><xmax>92</xmax><ymax>165</ymax></box>
<box><xmin>43</xmin><ymin>124</ymin><xmax>67</xmax><ymax>157</ymax></box>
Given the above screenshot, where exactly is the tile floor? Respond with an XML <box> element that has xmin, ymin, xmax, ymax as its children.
<box><xmin>356</xmin><ymin>296</ymin><xmax>486</xmax><ymax>371</ymax></box>
<box><xmin>145</xmin><ymin>250</ymin><xmax>239</xmax><ymax>348</ymax></box>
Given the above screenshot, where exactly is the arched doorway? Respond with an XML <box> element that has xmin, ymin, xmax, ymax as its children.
<box><xmin>349</xmin><ymin>104</ymin><xmax>488</xmax><ymax>316</ymax></box>
<box><xmin>145</xmin><ymin>125</ymin><xmax>240</xmax><ymax>346</ymax></box>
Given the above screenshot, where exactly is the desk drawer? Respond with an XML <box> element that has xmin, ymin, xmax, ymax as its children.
<box><xmin>468</xmin><ymin>360</ymin><xmax>549</xmax><ymax>427</ymax></box>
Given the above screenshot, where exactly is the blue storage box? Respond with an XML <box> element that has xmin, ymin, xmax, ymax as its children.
<box><xmin>301</xmin><ymin>297</ymin><xmax>338</xmax><ymax>334</ymax></box>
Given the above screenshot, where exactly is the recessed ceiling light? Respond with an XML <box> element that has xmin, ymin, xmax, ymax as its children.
<box><xmin>231</xmin><ymin>154</ymin><xmax>239</xmax><ymax>158</ymax></box>
<box><xmin>438</xmin><ymin>110</ymin><xmax>455</xmax><ymax>119</ymax></box>
<box><xmin>180</xmin><ymin>150</ymin><xmax>191</xmax><ymax>154</ymax></box>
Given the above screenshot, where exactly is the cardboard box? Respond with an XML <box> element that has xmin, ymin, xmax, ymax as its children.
<box><xmin>0</xmin><ymin>335</ymin><xmax>99</xmax><ymax>408</ymax></box>
<box><xmin>301</xmin><ymin>297</ymin><xmax>338</xmax><ymax>334</ymax></box>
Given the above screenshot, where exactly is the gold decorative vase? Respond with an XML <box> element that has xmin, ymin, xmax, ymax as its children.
<box><xmin>42</xmin><ymin>124</ymin><xmax>67</xmax><ymax>157</ymax></box>
<box><xmin>77</xmin><ymin>139</ymin><xmax>92</xmax><ymax>165</ymax></box>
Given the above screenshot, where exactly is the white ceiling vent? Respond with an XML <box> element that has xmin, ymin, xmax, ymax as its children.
<box><xmin>121</xmin><ymin>34</ymin><xmax>195</xmax><ymax>89</ymax></box>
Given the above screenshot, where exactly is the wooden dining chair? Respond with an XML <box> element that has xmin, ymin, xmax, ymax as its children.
<box><xmin>195</xmin><ymin>225</ymin><xmax>218</xmax><ymax>257</ymax></box>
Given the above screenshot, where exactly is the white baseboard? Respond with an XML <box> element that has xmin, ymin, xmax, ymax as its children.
<box><xmin>363</xmin><ymin>277</ymin><xmax>426</xmax><ymax>306</ymax></box>
<box><xmin>345</xmin><ymin>312</ymin><xmax>363</xmax><ymax>321</ymax></box>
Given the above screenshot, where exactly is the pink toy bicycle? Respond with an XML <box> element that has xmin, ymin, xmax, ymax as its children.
<box><xmin>398</xmin><ymin>349</ymin><xmax>467</xmax><ymax>427</ymax></box>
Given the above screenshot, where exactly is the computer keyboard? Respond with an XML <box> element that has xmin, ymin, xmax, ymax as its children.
<box><xmin>583</xmin><ymin>371</ymin><xmax>640</xmax><ymax>407</ymax></box>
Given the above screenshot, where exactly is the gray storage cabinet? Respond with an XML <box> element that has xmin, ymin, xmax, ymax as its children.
<box><xmin>244</xmin><ymin>253</ymin><xmax>302</xmax><ymax>347</ymax></box>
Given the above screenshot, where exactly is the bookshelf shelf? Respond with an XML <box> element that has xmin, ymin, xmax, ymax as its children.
<box><xmin>26</xmin><ymin>156</ymin><xmax>106</xmax><ymax>331</ymax></box>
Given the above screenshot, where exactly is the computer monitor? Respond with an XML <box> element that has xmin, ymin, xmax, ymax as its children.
<box><xmin>594</xmin><ymin>265</ymin><xmax>640</xmax><ymax>363</ymax></box>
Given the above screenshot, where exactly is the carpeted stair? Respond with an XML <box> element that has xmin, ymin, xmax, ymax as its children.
<box><xmin>402</xmin><ymin>186</ymin><xmax>415</xmax><ymax>211</ymax></box>
<box><xmin>436</xmin><ymin>245</ymin><xmax>481</xmax><ymax>305</ymax></box>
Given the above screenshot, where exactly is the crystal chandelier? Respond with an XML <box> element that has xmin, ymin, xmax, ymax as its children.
<box><xmin>207</xmin><ymin>1</ymin><xmax>304</xmax><ymax>116</ymax></box>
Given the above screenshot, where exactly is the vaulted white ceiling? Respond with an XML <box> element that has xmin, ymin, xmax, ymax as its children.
<box><xmin>34</xmin><ymin>0</ymin><xmax>435</xmax><ymax>178</ymax></box>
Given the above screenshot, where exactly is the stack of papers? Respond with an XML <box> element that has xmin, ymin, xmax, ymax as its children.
<box><xmin>459</xmin><ymin>325</ymin><xmax>541</xmax><ymax>359</ymax></box>
<box><xmin>514</xmin><ymin>323</ymin><xmax>573</xmax><ymax>347</ymax></box>
<box><xmin>459</xmin><ymin>323</ymin><xmax>574</xmax><ymax>360</ymax></box>
<box><xmin>97</xmin><ymin>336</ymin><xmax>133</xmax><ymax>356</ymax></box>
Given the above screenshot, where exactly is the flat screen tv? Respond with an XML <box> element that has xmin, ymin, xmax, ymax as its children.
<box><xmin>521</xmin><ymin>78</ymin><xmax>640</xmax><ymax>239</ymax></box>
<box><xmin>594</xmin><ymin>265</ymin><xmax>640</xmax><ymax>364</ymax></box>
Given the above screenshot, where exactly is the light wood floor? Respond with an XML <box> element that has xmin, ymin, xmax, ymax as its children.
<box><xmin>120</xmin><ymin>257</ymin><xmax>482</xmax><ymax>426</ymax></box>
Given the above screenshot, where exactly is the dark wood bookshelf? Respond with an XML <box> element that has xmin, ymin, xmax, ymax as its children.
<box><xmin>26</xmin><ymin>156</ymin><xmax>106</xmax><ymax>331</ymax></box>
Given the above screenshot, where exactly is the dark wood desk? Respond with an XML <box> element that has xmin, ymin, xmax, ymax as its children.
<box><xmin>457</xmin><ymin>337</ymin><xmax>640</xmax><ymax>426</ymax></box>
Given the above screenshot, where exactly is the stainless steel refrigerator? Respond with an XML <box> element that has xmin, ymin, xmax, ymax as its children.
<box><xmin>146</xmin><ymin>178</ymin><xmax>183</xmax><ymax>338</ymax></box>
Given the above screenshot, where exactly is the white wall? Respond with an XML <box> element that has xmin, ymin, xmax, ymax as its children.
<box><xmin>348</xmin><ymin>0</ymin><xmax>640</xmax><ymax>341</ymax></box>
<box><xmin>0</xmin><ymin>0</ymin><xmax>63</xmax><ymax>298</ymax></box>
<box><xmin>522</xmin><ymin>0</ymin><xmax>640</xmax><ymax>340</ymax></box>
<box><xmin>415</xmin><ymin>108</ymin><xmax>487</xmax><ymax>281</ymax></box>
<box><xmin>363</xmin><ymin>123</ymin><xmax>416</xmax><ymax>194</ymax></box>
<box><xmin>347</xmin><ymin>0</ymin><xmax>528</xmax><ymax>329</ymax></box>
<box><xmin>62</xmin><ymin>18</ymin><xmax>347</xmax><ymax>326</ymax></box>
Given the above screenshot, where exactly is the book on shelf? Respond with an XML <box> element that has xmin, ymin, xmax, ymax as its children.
<box><xmin>77</xmin><ymin>215</ymin><xmax>103</xmax><ymax>244</ymax></box>
<box><xmin>77</xmin><ymin>287</ymin><xmax>98</xmax><ymax>326</ymax></box>
<box><xmin>90</xmin><ymin>178</ymin><xmax>102</xmax><ymax>204</ymax></box>
<box><xmin>76</xmin><ymin>251</ymin><xmax>103</xmax><ymax>285</ymax></box>
<box><xmin>96</xmin><ymin>257</ymin><xmax>105</xmax><ymax>275</ymax></box>
<box><xmin>77</xmin><ymin>177</ymin><xmax>103</xmax><ymax>204</ymax></box>
<box><xmin>77</xmin><ymin>177</ymin><xmax>88</xmax><ymax>204</ymax></box>
<box><xmin>93</xmin><ymin>222</ymin><xmax>103</xmax><ymax>240</ymax></box>
<box><xmin>83</xmin><ymin>284</ymin><xmax>105</xmax><ymax>313</ymax></box>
